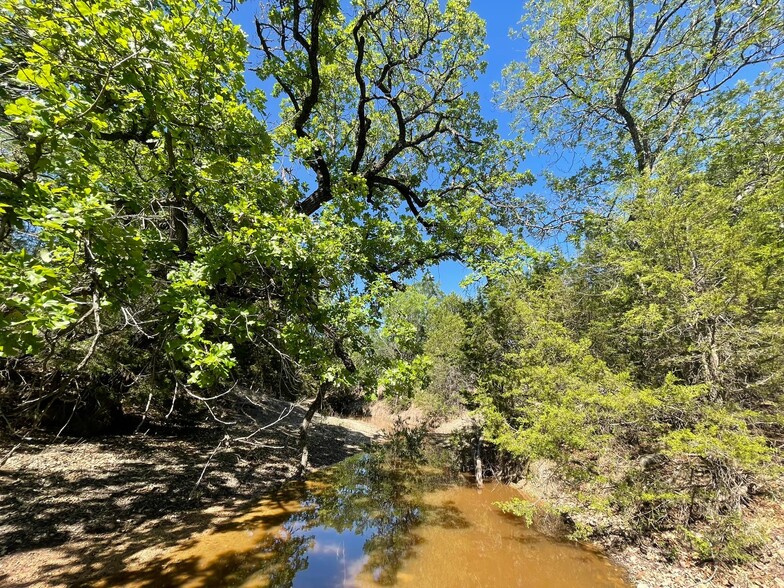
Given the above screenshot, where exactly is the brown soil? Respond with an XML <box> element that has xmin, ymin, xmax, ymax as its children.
<box><xmin>0</xmin><ymin>396</ymin><xmax>383</xmax><ymax>588</ymax></box>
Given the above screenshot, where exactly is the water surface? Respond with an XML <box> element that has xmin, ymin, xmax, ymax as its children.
<box><xmin>103</xmin><ymin>453</ymin><xmax>628</xmax><ymax>587</ymax></box>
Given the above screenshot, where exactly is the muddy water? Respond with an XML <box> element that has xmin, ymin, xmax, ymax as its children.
<box><xmin>103</xmin><ymin>453</ymin><xmax>628</xmax><ymax>587</ymax></box>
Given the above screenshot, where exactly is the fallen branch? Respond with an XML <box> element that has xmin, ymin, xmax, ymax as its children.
<box><xmin>189</xmin><ymin>434</ymin><xmax>230</xmax><ymax>499</ymax></box>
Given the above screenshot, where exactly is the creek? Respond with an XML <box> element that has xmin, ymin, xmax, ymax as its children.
<box><xmin>103</xmin><ymin>451</ymin><xmax>629</xmax><ymax>587</ymax></box>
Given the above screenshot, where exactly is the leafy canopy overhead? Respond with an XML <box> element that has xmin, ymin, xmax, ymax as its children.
<box><xmin>502</xmin><ymin>0</ymin><xmax>784</xmax><ymax>178</ymax></box>
<box><xmin>253</xmin><ymin>0</ymin><xmax>535</xmax><ymax>283</ymax></box>
<box><xmin>0</xmin><ymin>0</ymin><xmax>533</xmax><ymax>403</ymax></box>
<box><xmin>0</xmin><ymin>0</ymin><xmax>270</xmax><ymax>378</ymax></box>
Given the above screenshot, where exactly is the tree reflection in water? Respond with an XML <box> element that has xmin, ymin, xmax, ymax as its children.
<box><xmin>102</xmin><ymin>448</ymin><xmax>628</xmax><ymax>588</ymax></box>
<box><xmin>251</xmin><ymin>451</ymin><xmax>467</xmax><ymax>587</ymax></box>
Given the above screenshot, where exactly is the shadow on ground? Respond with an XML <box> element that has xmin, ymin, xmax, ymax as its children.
<box><xmin>0</xmin><ymin>397</ymin><xmax>377</xmax><ymax>587</ymax></box>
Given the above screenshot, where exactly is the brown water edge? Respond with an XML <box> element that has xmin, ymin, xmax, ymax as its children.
<box><xmin>96</xmin><ymin>453</ymin><xmax>629</xmax><ymax>588</ymax></box>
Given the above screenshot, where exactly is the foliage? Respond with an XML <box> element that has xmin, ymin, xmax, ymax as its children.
<box><xmin>0</xmin><ymin>0</ymin><xmax>526</xmax><ymax>427</ymax></box>
<box><xmin>495</xmin><ymin>497</ymin><xmax>538</xmax><ymax>527</ymax></box>
<box><xmin>502</xmin><ymin>0</ymin><xmax>784</xmax><ymax>208</ymax></box>
<box><xmin>254</xmin><ymin>0</ymin><xmax>535</xmax><ymax>276</ymax></box>
<box><xmin>683</xmin><ymin>515</ymin><xmax>770</xmax><ymax>564</ymax></box>
<box><xmin>0</xmin><ymin>0</ymin><xmax>780</xmax><ymax>570</ymax></box>
<box><xmin>363</xmin><ymin>279</ymin><xmax>469</xmax><ymax>418</ymax></box>
<box><xmin>570</xmin><ymin>75</ymin><xmax>784</xmax><ymax>401</ymax></box>
<box><xmin>0</xmin><ymin>0</ymin><xmax>281</xmax><ymax>422</ymax></box>
<box><xmin>384</xmin><ymin>416</ymin><xmax>432</xmax><ymax>463</ymax></box>
<box><xmin>465</xmin><ymin>264</ymin><xmax>777</xmax><ymax>558</ymax></box>
<box><xmin>463</xmin><ymin>70</ymin><xmax>783</xmax><ymax>559</ymax></box>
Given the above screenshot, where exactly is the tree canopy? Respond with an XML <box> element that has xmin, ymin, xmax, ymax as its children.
<box><xmin>501</xmin><ymin>0</ymin><xmax>784</xmax><ymax>205</ymax></box>
<box><xmin>0</xmin><ymin>0</ymin><xmax>529</xmax><ymax>428</ymax></box>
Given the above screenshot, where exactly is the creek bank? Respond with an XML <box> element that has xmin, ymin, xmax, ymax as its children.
<box><xmin>2</xmin><ymin>404</ymin><xmax>778</xmax><ymax>588</ymax></box>
<box><xmin>96</xmin><ymin>451</ymin><xmax>629</xmax><ymax>588</ymax></box>
<box><xmin>430</xmin><ymin>421</ymin><xmax>782</xmax><ymax>588</ymax></box>
<box><xmin>511</xmin><ymin>458</ymin><xmax>784</xmax><ymax>588</ymax></box>
<box><xmin>0</xmin><ymin>397</ymin><xmax>382</xmax><ymax>588</ymax></box>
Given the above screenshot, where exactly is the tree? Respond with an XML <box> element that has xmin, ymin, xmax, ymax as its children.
<box><xmin>465</xmin><ymin>16</ymin><xmax>784</xmax><ymax>555</ymax></box>
<box><xmin>570</xmin><ymin>74</ymin><xmax>784</xmax><ymax>403</ymax></box>
<box><xmin>0</xmin><ymin>0</ymin><xmax>277</xmax><ymax>421</ymax></box>
<box><xmin>253</xmin><ymin>0</ymin><xmax>534</xmax><ymax>284</ymax></box>
<box><xmin>362</xmin><ymin>278</ymin><xmax>468</xmax><ymax>417</ymax></box>
<box><xmin>0</xmin><ymin>0</ymin><xmax>532</xmax><ymax>452</ymax></box>
<box><xmin>0</xmin><ymin>0</ymin><xmax>375</xmax><ymax>435</ymax></box>
<box><xmin>248</xmin><ymin>0</ymin><xmax>535</xmax><ymax>466</ymax></box>
<box><xmin>502</xmin><ymin>0</ymin><xmax>784</xmax><ymax>189</ymax></box>
<box><xmin>465</xmin><ymin>268</ymin><xmax>775</xmax><ymax>560</ymax></box>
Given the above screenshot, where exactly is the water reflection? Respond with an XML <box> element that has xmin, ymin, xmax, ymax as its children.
<box><xmin>253</xmin><ymin>453</ymin><xmax>467</xmax><ymax>587</ymax></box>
<box><xmin>99</xmin><ymin>452</ymin><xmax>629</xmax><ymax>587</ymax></box>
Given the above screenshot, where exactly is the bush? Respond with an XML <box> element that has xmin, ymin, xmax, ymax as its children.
<box><xmin>684</xmin><ymin>515</ymin><xmax>770</xmax><ymax>563</ymax></box>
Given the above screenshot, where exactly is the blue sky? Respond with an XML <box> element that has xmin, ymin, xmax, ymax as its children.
<box><xmin>228</xmin><ymin>1</ymin><xmax>544</xmax><ymax>294</ymax></box>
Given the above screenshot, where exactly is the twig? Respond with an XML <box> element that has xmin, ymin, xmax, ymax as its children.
<box><xmin>189</xmin><ymin>434</ymin><xmax>229</xmax><ymax>499</ymax></box>
<box><xmin>166</xmin><ymin>383</ymin><xmax>178</xmax><ymax>419</ymax></box>
<box><xmin>135</xmin><ymin>390</ymin><xmax>154</xmax><ymax>433</ymax></box>
<box><xmin>121</xmin><ymin>306</ymin><xmax>156</xmax><ymax>338</ymax></box>
<box><xmin>169</xmin><ymin>373</ymin><xmax>236</xmax><ymax>424</ymax></box>
<box><xmin>56</xmin><ymin>394</ymin><xmax>80</xmax><ymax>438</ymax></box>
<box><xmin>182</xmin><ymin>381</ymin><xmax>238</xmax><ymax>402</ymax></box>
<box><xmin>77</xmin><ymin>291</ymin><xmax>101</xmax><ymax>370</ymax></box>
<box><xmin>0</xmin><ymin>443</ymin><xmax>21</xmax><ymax>467</ymax></box>
<box><xmin>202</xmin><ymin>399</ymin><xmax>236</xmax><ymax>425</ymax></box>
<box><xmin>74</xmin><ymin>50</ymin><xmax>143</xmax><ymax>119</ymax></box>
<box><xmin>235</xmin><ymin>404</ymin><xmax>295</xmax><ymax>441</ymax></box>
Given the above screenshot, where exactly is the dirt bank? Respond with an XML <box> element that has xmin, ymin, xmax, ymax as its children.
<box><xmin>0</xmin><ymin>396</ymin><xmax>383</xmax><ymax>588</ymax></box>
<box><xmin>515</xmin><ymin>460</ymin><xmax>784</xmax><ymax>588</ymax></box>
<box><xmin>3</xmin><ymin>404</ymin><xmax>779</xmax><ymax>588</ymax></box>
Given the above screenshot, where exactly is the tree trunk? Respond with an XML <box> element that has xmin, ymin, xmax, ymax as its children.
<box><xmin>699</xmin><ymin>319</ymin><xmax>722</xmax><ymax>401</ymax></box>
<box><xmin>297</xmin><ymin>382</ymin><xmax>329</xmax><ymax>477</ymax></box>
<box><xmin>474</xmin><ymin>430</ymin><xmax>483</xmax><ymax>488</ymax></box>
